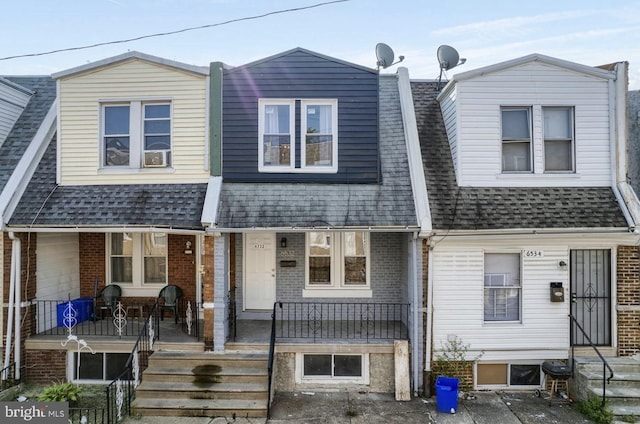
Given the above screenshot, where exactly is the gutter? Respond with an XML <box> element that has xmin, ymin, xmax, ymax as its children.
<box><xmin>4</xmin><ymin>226</ymin><xmax>206</xmax><ymax>235</ymax></box>
<box><xmin>3</xmin><ymin>233</ymin><xmax>21</xmax><ymax>381</ymax></box>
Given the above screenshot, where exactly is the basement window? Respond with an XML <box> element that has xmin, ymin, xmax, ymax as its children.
<box><xmin>297</xmin><ymin>353</ymin><xmax>369</xmax><ymax>384</ymax></box>
<box><xmin>476</xmin><ymin>363</ymin><xmax>541</xmax><ymax>388</ymax></box>
<box><xmin>73</xmin><ymin>352</ymin><xmax>129</xmax><ymax>382</ymax></box>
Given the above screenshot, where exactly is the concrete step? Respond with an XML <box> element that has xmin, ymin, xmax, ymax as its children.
<box><xmin>154</xmin><ymin>341</ymin><xmax>204</xmax><ymax>352</ymax></box>
<box><xmin>580</xmin><ymin>370</ymin><xmax>640</xmax><ymax>389</ymax></box>
<box><xmin>575</xmin><ymin>357</ymin><xmax>640</xmax><ymax>374</ymax></box>
<box><xmin>131</xmin><ymin>397</ymin><xmax>267</xmax><ymax>418</ymax></box>
<box><xmin>225</xmin><ymin>342</ymin><xmax>269</xmax><ymax>353</ymax></box>
<box><xmin>147</xmin><ymin>351</ymin><xmax>267</xmax><ymax>369</ymax></box>
<box><xmin>135</xmin><ymin>381</ymin><xmax>268</xmax><ymax>400</ymax></box>
<box><xmin>142</xmin><ymin>366</ymin><xmax>267</xmax><ymax>384</ymax></box>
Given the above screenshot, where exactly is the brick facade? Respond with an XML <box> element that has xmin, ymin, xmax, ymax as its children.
<box><xmin>202</xmin><ymin>235</ymin><xmax>214</xmax><ymax>349</ymax></box>
<box><xmin>616</xmin><ymin>245</ymin><xmax>640</xmax><ymax>356</ymax></box>
<box><xmin>24</xmin><ymin>349</ymin><xmax>67</xmax><ymax>384</ymax></box>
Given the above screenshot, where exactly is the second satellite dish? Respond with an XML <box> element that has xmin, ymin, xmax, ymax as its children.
<box><xmin>376</xmin><ymin>43</ymin><xmax>404</xmax><ymax>69</ymax></box>
<box><xmin>437</xmin><ymin>45</ymin><xmax>466</xmax><ymax>89</ymax></box>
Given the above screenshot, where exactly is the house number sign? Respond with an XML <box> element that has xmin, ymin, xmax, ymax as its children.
<box><xmin>523</xmin><ymin>249</ymin><xmax>544</xmax><ymax>258</ymax></box>
<box><xmin>280</xmin><ymin>249</ymin><xmax>295</xmax><ymax>257</ymax></box>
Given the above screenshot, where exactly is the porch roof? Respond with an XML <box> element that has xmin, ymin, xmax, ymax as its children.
<box><xmin>411</xmin><ymin>81</ymin><xmax>629</xmax><ymax>231</ymax></box>
<box><xmin>8</xmin><ymin>138</ymin><xmax>208</xmax><ymax>230</ymax></box>
<box><xmin>212</xmin><ymin>75</ymin><xmax>418</xmax><ymax>230</ymax></box>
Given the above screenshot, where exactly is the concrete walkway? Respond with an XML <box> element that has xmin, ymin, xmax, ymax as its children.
<box><xmin>122</xmin><ymin>390</ymin><xmax>593</xmax><ymax>424</ymax></box>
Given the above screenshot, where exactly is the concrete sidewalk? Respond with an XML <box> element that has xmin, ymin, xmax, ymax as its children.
<box><xmin>122</xmin><ymin>390</ymin><xmax>592</xmax><ymax>424</ymax></box>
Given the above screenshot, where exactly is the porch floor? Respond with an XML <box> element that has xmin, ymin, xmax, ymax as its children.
<box><xmin>232</xmin><ymin>319</ymin><xmax>407</xmax><ymax>344</ymax></box>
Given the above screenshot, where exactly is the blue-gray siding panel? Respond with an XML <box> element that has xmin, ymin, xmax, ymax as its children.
<box><xmin>222</xmin><ymin>49</ymin><xmax>379</xmax><ymax>183</ymax></box>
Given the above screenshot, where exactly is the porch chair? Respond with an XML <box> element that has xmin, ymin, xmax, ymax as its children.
<box><xmin>97</xmin><ymin>284</ymin><xmax>121</xmax><ymax>319</ymax></box>
<box><xmin>158</xmin><ymin>285</ymin><xmax>183</xmax><ymax>324</ymax></box>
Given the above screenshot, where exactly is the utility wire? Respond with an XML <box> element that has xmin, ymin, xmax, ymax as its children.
<box><xmin>0</xmin><ymin>0</ymin><xmax>350</xmax><ymax>61</ymax></box>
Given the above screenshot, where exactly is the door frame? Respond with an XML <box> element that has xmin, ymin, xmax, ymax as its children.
<box><xmin>242</xmin><ymin>232</ymin><xmax>277</xmax><ymax>311</ymax></box>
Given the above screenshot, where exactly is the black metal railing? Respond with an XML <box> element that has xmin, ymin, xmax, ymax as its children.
<box><xmin>104</xmin><ymin>301</ymin><xmax>159</xmax><ymax>424</ymax></box>
<box><xmin>68</xmin><ymin>407</ymin><xmax>106</xmax><ymax>424</ymax></box>
<box><xmin>266</xmin><ymin>301</ymin><xmax>282</xmax><ymax>419</ymax></box>
<box><xmin>0</xmin><ymin>362</ymin><xmax>17</xmax><ymax>392</ymax></box>
<box><xmin>33</xmin><ymin>299</ymin><xmax>152</xmax><ymax>337</ymax></box>
<box><xmin>569</xmin><ymin>313</ymin><xmax>614</xmax><ymax>408</ymax></box>
<box><xmin>275</xmin><ymin>302</ymin><xmax>409</xmax><ymax>342</ymax></box>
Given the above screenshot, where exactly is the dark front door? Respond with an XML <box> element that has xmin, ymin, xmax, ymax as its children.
<box><xmin>570</xmin><ymin>249</ymin><xmax>612</xmax><ymax>346</ymax></box>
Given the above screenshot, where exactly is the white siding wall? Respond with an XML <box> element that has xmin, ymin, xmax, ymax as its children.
<box><xmin>453</xmin><ymin>62</ymin><xmax>611</xmax><ymax>187</ymax></box>
<box><xmin>58</xmin><ymin>59</ymin><xmax>209</xmax><ymax>185</ymax></box>
<box><xmin>0</xmin><ymin>80</ymin><xmax>31</xmax><ymax>146</ymax></box>
<box><xmin>36</xmin><ymin>233</ymin><xmax>80</xmax><ymax>332</ymax></box>
<box><xmin>439</xmin><ymin>89</ymin><xmax>458</xmax><ymax>178</ymax></box>
<box><xmin>432</xmin><ymin>238</ymin><xmax>572</xmax><ymax>362</ymax></box>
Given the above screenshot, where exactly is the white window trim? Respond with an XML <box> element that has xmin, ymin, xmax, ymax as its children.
<box><xmin>483</xmin><ymin>251</ymin><xmax>522</xmax><ymax>324</ymax></box>
<box><xmin>300</xmin><ymin>99</ymin><xmax>338</xmax><ymax>173</ymax></box>
<box><xmin>542</xmin><ymin>106</ymin><xmax>575</xmax><ymax>173</ymax></box>
<box><xmin>100</xmin><ymin>99</ymin><xmax>173</xmax><ymax>170</ymax></box>
<box><xmin>500</xmin><ymin>106</ymin><xmax>533</xmax><ymax>173</ymax></box>
<box><xmin>106</xmin><ymin>232</ymin><xmax>168</xmax><ymax>296</ymax></box>
<box><xmin>258</xmin><ymin>99</ymin><xmax>295</xmax><ymax>173</ymax></box>
<box><xmin>303</xmin><ymin>232</ymin><xmax>372</xmax><ymax>298</ymax></box>
<box><xmin>295</xmin><ymin>352</ymin><xmax>370</xmax><ymax>385</ymax></box>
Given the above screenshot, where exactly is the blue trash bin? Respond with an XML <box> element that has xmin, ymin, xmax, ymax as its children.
<box><xmin>436</xmin><ymin>376</ymin><xmax>459</xmax><ymax>413</ymax></box>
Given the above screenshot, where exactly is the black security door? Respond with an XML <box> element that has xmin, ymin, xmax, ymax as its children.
<box><xmin>570</xmin><ymin>249</ymin><xmax>611</xmax><ymax>346</ymax></box>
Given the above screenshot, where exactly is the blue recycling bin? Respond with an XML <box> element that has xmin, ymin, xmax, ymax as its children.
<box><xmin>436</xmin><ymin>376</ymin><xmax>459</xmax><ymax>413</ymax></box>
<box><xmin>57</xmin><ymin>297</ymin><xmax>94</xmax><ymax>327</ymax></box>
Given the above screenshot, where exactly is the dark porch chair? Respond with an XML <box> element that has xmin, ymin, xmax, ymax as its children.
<box><xmin>158</xmin><ymin>285</ymin><xmax>183</xmax><ymax>323</ymax></box>
<box><xmin>97</xmin><ymin>284</ymin><xmax>121</xmax><ymax>319</ymax></box>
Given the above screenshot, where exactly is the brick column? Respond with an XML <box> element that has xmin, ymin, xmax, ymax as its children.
<box><xmin>202</xmin><ymin>235</ymin><xmax>215</xmax><ymax>350</ymax></box>
<box><xmin>617</xmin><ymin>245</ymin><xmax>640</xmax><ymax>356</ymax></box>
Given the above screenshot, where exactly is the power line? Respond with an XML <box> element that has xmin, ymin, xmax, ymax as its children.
<box><xmin>0</xmin><ymin>0</ymin><xmax>350</xmax><ymax>62</ymax></box>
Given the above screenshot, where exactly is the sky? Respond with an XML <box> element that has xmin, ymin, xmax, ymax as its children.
<box><xmin>1</xmin><ymin>0</ymin><xmax>639</xmax><ymax>89</ymax></box>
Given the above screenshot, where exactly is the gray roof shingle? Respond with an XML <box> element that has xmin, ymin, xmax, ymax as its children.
<box><xmin>0</xmin><ymin>76</ymin><xmax>55</xmax><ymax>193</ymax></box>
<box><xmin>411</xmin><ymin>81</ymin><xmax>628</xmax><ymax>230</ymax></box>
<box><xmin>215</xmin><ymin>75</ymin><xmax>418</xmax><ymax>229</ymax></box>
<box><xmin>9</xmin><ymin>136</ymin><xmax>208</xmax><ymax>230</ymax></box>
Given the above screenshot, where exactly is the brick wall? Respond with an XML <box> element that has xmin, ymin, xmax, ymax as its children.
<box><xmin>79</xmin><ymin>233</ymin><xmax>106</xmax><ymax>297</ymax></box>
<box><xmin>202</xmin><ymin>235</ymin><xmax>214</xmax><ymax>349</ymax></box>
<box><xmin>617</xmin><ymin>245</ymin><xmax>640</xmax><ymax>356</ymax></box>
<box><xmin>25</xmin><ymin>349</ymin><xmax>67</xmax><ymax>384</ymax></box>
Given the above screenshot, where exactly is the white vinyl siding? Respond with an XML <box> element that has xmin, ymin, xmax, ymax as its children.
<box><xmin>57</xmin><ymin>58</ymin><xmax>209</xmax><ymax>185</ymax></box>
<box><xmin>431</xmin><ymin>239</ymin><xmax>574</xmax><ymax>362</ymax></box>
<box><xmin>439</xmin><ymin>90</ymin><xmax>459</xmax><ymax>179</ymax></box>
<box><xmin>448</xmin><ymin>62</ymin><xmax>611</xmax><ymax>187</ymax></box>
<box><xmin>0</xmin><ymin>79</ymin><xmax>31</xmax><ymax>145</ymax></box>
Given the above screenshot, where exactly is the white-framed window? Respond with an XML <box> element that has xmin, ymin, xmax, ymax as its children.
<box><xmin>484</xmin><ymin>253</ymin><xmax>521</xmax><ymax>322</ymax></box>
<box><xmin>304</xmin><ymin>232</ymin><xmax>370</xmax><ymax>297</ymax></box>
<box><xmin>108</xmin><ymin>233</ymin><xmax>167</xmax><ymax>290</ymax></box>
<box><xmin>543</xmin><ymin>106</ymin><xmax>574</xmax><ymax>172</ymax></box>
<box><xmin>258</xmin><ymin>98</ymin><xmax>338</xmax><ymax>173</ymax></box>
<box><xmin>501</xmin><ymin>107</ymin><xmax>532</xmax><ymax>172</ymax></box>
<box><xmin>102</xmin><ymin>100</ymin><xmax>172</xmax><ymax>169</ymax></box>
<box><xmin>296</xmin><ymin>353</ymin><xmax>369</xmax><ymax>384</ymax></box>
<box><xmin>258</xmin><ymin>99</ymin><xmax>295</xmax><ymax>172</ymax></box>
<box><xmin>301</xmin><ymin>99</ymin><xmax>338</xmax><ymax>171</ymax></box>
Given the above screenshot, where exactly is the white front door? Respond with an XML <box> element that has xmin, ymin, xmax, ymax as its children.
<box><xmin>244</xmin><ymin>233</ymin><xmax>276</xmax><ymax>310</ymax></box>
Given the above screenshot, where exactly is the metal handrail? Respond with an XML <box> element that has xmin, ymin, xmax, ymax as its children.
<box><xmin>569</xmin><ymin>313</ymin><xmax>614</xmax><ymax>407</ymax></box>
<box><xmin>266</xmin><ymin>301</ymin><xmax>282</xmax><ymax>419</ymax></box>
<box><xmin>104</xmin><ymin>301</ymin><xmax>159</xmax><ymax>424</ymax></box>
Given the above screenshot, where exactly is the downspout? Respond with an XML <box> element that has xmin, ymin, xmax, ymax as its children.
<box><xmin>2</xmin><ymin>236</ymin><xmax>16</xmax><ymax>378</ymax></box>
<box><xmin>7</xmin><ymin>232</ymin><xmax>20</xmax><ymax>381</ymax></box>
<box><xmin>425</xmin><ymin>239</ymin><xmax>434</xmax><ymax>391</ymax></box>
<box><xmin>411</xmin><ymin>232</ymin><xmax>419</xmax><ymax>396</ymax></box>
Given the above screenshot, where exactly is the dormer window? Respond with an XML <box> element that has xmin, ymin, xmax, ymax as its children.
<box><xmin>501</xmin><ymin>107</ymin><xmax>532</xmax><ymax>173</ymax></box>
<box><xmin>543</xmin><ymin>107</ymin><xmax>574</xmax><ymax>172</ymax></box>
<box><xmin>102</xmin><ymin>101</ymin><xmax>172</xmax><ymax>169</ymax></box>
<box><xmin>258</xmin><ymin>98</ymin><xmax>338</xmax><ymax>173</ymax></box>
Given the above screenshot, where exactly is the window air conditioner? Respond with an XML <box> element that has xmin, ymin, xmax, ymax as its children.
<box><xmin>144</xmin><ymin>151</ymin><xmax>167</xmax><ymax>168</ymax></box>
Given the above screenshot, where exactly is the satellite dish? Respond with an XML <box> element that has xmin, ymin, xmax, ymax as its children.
<box><xmin>437</xmin><ymin>45</ymin><xmax>466</xmax><ymax>89</ymax></box>
<box><xmin>376</xmin><ymin>43</ymin><xmax>404</xmax><ymax>69</ymax></box>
